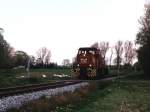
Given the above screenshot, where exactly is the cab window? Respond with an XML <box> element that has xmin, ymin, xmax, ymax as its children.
<box><xmin>89</xmin><ymin>50</ymin><xmax>95</xmax><ymax>55</ymax></box>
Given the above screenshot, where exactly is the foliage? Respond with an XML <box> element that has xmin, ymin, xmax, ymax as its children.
<box><xmin>133</xmin><ymin>62</ymin><xmax>142</xmax><ymax>71</ymax></box>
<box><xmin>137</xmin><ymin>45</ymin><xmax>150</xmax><ymax>75</ymax></box>
<box><xmin>13</xmin><ymin>51</ymin><xmax>29</xmax><ymax>67</ymax></box>
<box><xmin>136</xmin><ymin>5</ymin><xmax>150</xmax><ymax>76</ymax></box>
<box><xmin>0</xmin><ymin>28</ymin><xmax>13</xmax><ymax>68</ymax></box>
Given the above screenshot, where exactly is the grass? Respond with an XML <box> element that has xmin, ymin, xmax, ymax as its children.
<box><xmin>30</xmin><ymin>68</ymin><xmax>72</xmax><ymax>75</ymax></box>
<box><xmin>66</xmin><ymin>72</ymin><xmax>150</xmax><ymax>112</ymax></box>
<box><xmin>69</xmin><ymin>81</ymin><xmax>150</xmax><ymax>112</ymax></box>
<box><xmin>0</xmin><ymin>67</ymin><xmax>130</xmax><ymax>88</ymax></box>
<box><xmin>0</xmin><ymin>68</ymin><xmax>72</xmax><ymax>88</ymax></box>
<box><xmin>6</xmin><ymin>71</ymin><xmax>150</xmax><ymax>112</ymax></box>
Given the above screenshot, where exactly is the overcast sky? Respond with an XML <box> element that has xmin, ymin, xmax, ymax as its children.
<box><xmin>0</xmin><ymin>0</ymin><xmax>146</xmax><ymax>64</ymax></box>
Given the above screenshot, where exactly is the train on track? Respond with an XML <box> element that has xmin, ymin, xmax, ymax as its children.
<box><xmin>73</xmin><ymin>47</ymin><xmax>108</xmax><ymax>79</ymax></box>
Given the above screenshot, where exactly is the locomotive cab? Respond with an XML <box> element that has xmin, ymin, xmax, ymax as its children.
<box><xmin>73</xmin><ymin>47</ymin><xmax>107</xmax><ymax>79</ymax></box>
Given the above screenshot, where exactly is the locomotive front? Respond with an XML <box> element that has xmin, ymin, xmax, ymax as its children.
<box><xmin>73</xmin><ymin>47</ymin><xmax>100</xmax><ymax>79</ymax></box>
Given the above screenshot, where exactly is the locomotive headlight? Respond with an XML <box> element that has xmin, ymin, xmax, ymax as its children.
<box><xmin>89</xmin><ymin>64</ymin><xmax>92</xmax><ymax>67</ymax></box>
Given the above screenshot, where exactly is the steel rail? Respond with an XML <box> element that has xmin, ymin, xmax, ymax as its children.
<box><xmin>0</xmin><ymin>80</ymin><xmax>82</xmax><ymax>98</ymax></box>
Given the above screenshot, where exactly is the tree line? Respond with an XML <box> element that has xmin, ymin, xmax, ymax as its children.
<box><xmin>91</xmin><ymin>41</ymin><xmax>136</xmax><ymax>71</ymax></box>
<box><xmin>0</xmin><ymin>29</ymin><xmax>57</xmax><ymax>69</ymax></box>
<box><xmin>0</xmin><ymin>28</ymin><xmax>137</xmax><ymax>70</ymax></box>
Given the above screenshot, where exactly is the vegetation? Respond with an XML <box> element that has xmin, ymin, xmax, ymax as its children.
<box><xmin>0</xmin><ymin>28</ymin><xmax>58</xmax><ymax>70</ymax></box>
<box><xmin>13</xmin><ymin>51</ymin><xmax>29</xmax><ymax>67</ymax></box>
<box><xmin>69</xmin><ymin>80</ymin><xmax>150</xmax><ymax>112</ymax></box>
<box><xmin>6</xmin><ymin>72</ymin><xmax>150</xmax><ymax>112</ymax></box>
<box><xmin>136</xmin><ymin>4</ymin><xmax>150</xmax><ymax>76</ymax></box>
<box><xmin>0</xmin><ymin>28</ymin><xmax>13</xmax><ymax>68</ymax></box>
<box><xmin>0</xmin><ymin>65</ymin><xmax>136</xmax><ymax>88</ymax></box>
<box><xmin>0</xmin><ymin>68</ymin><xmax>71</xmax><ymax>88</ymax></box>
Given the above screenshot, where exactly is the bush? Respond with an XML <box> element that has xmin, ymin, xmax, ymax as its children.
<box><xmin>138</xmin><ymin>45</ymin><xmax>150</xmax><ymax>76</ymax></box>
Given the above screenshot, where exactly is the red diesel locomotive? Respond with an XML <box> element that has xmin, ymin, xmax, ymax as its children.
<box><xmin>73</xmin><ymin>47</ymin><xmax>108</xmax><ymax>79</ymax></box>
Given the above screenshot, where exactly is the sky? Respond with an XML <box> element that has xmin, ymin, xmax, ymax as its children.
<box><xmin>0</xmin><ymin>0</ymin><xmax>146</xmax><ymax>65</ymax></box>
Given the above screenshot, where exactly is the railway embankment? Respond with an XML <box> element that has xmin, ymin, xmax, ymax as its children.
<box><xmin>0</xmin><ymin>81</ymin><xmax>89</xmax><ymax>112</ymax></box>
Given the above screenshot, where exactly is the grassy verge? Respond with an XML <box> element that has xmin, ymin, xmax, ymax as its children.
<box><xmin>0</xmin><ymin>68</ymin><xmax>71</xmax><ymax>88</ymax></box>
<box><xmin>50</xmin><ymin>80</ymin><xmax>150</xmax><ymax>112</ymax></box>
<box><xmin>0</xmin><ymin>68</ymin><xmax>132</xmax><ymax>88</ymax></box>
<box><xmin>70</xmin><ymin>81</ymin><xmax>150</xmax><ymax>112</ymax></box>
<box><xmin>30</xmin><ymin>68</ymin><xmax>71</xmax><ymax>75</ymax></box>
<box><xmin>66</xmin><ymin>72</ymin><xmax>150</xmax><ymax>112</ymax></box>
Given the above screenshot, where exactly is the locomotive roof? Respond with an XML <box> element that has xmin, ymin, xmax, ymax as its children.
<box><xmin>78</xmin><ymin>47</ymin><xmax>98</xmax><ymax>51</ymax></box>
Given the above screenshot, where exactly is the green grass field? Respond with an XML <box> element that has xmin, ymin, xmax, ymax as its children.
<box><xmin>69</xmin><ymin>81</ymin><xmax>150</xmax><ymax>112</ymax></box>
<box><xmin>0</xmin><ymin>68</ymin><xmax>72</xmax><ymax>88</ymax></box>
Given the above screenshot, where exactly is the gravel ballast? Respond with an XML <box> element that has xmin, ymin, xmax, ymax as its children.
<box><xmin>0</xmin><ymin>82</ymin><xmax>89</xmax><ymax>112</ymax></box>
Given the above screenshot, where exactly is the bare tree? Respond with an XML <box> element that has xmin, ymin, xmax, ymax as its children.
<box><xmin>91</xmin><ymin>42</ymin><xmax>99</xmax><ymax>48</ymax></box>
<box><xmin>36</xmin><ymin>47</ymin><xmax>51</xmax><ymax>67</ymax></box>
<box><xmin>45</xmin><ymin>51</ymin><xmax>51</xmax><ymax>65</ymax></box>
<box><xmin>62</xmin><ymin>59</ymin><xmax>70</xmax><ymax>67</ymax></box>
<box><xmin>91</xmin><ymin>41</ymin><xmax>109</xmax><ymax>63</ymax></box>
<box><xmin>98</xmin><ymin>41</ymin><xmax>109</xmax><ymax>61</ymax></box>
<box><xmin>109</xmin><ymin>47</ymin><xmax>114</xmax><ymax>66</ymax></box>
<box><xmin>114</xmin><ymin>41</ymin><xmax>123</xmax><ymax>73</ymax></box>
<box><xmin>124</xmin><ymin>41</ymin><xmax>136</xmax><ymax>65</ymax></box>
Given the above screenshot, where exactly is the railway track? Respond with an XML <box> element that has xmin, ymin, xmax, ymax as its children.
<box><xmin>0</xmin><ymin>80</ymin><xmax>82</xmax><ymax>98</ymax></box>
<box><xmin>0</xmin><ymin>73</ymin><xmax>127</xmax><ymax>98</ymax></box>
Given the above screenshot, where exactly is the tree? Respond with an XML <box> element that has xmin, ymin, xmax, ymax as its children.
<box><xmin>91</xmin><ymin>42</ymin><xmax>99</xmax><ymax>48</ymax></box>
<box><xmin>98</xmin><ymin>41</ymin><xmax>109</xmax><ymax>61</ymax></box>
<box><xmin>62</xmin><ymin>59</ymin><xmax>70</xmax><ymax>67</ymax></box>
<box><xmin>13</xmin><ymin>51</ymin><xmax>29</xmax><ymax>67</ymax></box>
<box><xmin>91</xmin><ymin>41</ymin><xmax>109</xmax><ymax>61</ymax></box>
<box><xmin>45</xmin><ymin>51</ymin><xmax>51</xmax><ymax>66</ymax></box>
<box><xmin>136</xmin><ymin>4</ymin><xmax>150</xmax><ymax>76</ymax></box>
<box><xmin>124</xmin><ymin>41</ymin><xmax>136</xmax><ymax>66</ymax></box>
<box><xmin>0</xmin><ymin>28</ymin><xmax>13</xmax><ymax>68</ymax></box>
<box><xmin>109</xmin><ymin>47</ymin><xmax>114</xmax><ymax>66</ymax></box>
<box><xmin>29</xmin><ymin>55</ymin><xmax>35</xmax><ymax>66</ymax></box>
<box><xmin>36</xmin><ymin>47</ymin><xmax>51</xmax><ymax>67</ymax></box>
<box><xmin>114</xmin><ymin>41</ymin><xmax>123</xmax><ymax>73</ymax></box>
<box><xmin>25</xmin><ymin>55</ymin><xmax>35</xmax><ymax>69</ymax></box>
